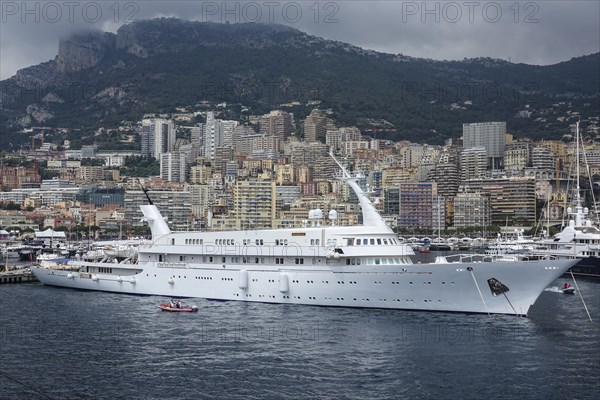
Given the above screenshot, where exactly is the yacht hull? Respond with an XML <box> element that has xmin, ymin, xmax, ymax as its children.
<box><xmin>32</xmin><ymin>258</ymin><xmax>575</xmax><ymax>316</ymax></box>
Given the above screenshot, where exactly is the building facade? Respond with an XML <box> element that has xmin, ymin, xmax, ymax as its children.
<box><xmin>463</xmin><ymin>121</ymin><xmax>506</xmax><ymax>169</ymax></box>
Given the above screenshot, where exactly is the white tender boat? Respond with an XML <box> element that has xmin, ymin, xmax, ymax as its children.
<box><xmin>31</xmin><ymin>156</ymin><xmax>577</xmax><ymax>316</ymax></box>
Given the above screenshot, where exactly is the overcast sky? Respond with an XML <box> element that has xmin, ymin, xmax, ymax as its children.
<box><xmin>1</xmin><ymin>1</ymin><xmax>599</xmax><ymax>80</ymax></box>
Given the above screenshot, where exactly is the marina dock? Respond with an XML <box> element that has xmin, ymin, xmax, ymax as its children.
<box><xmin>0</xmin><ymin>269</ymin><xmax>38</xmax><ymax>284</ymax></box>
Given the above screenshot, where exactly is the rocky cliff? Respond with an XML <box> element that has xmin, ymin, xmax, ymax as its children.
<box><xmin>56</xmin><ymin>31</ymin><xmax>116</xmax><ymax>73</ymax></box>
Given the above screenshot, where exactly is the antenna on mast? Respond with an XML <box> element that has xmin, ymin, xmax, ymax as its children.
<box><xmin>137</xmin><ymin>179</ymin><xmax>154</xmax><ymax>205</ymax></box>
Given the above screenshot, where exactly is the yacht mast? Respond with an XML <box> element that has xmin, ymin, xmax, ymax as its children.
<box><xmin>575</xmin><ymin>121</ymin><xmax>583</xmax><ymax>226</ymax></box>
<box><xmin>329</xmin><ymin>153</ymin><xmax>389</xmax><ymax>229</ymax></box>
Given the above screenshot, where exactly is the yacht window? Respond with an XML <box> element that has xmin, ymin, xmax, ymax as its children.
<box><xmin>368</xmin><ymin>258</ymin><xmax>374</xmax><ymax>265</ymax></box>
<box><xmin>315</xmin><ymin>239</ymin><xmax>320</xmax><ymax>246</ymax></box>
<box><xmin>383</xmin><ymin>239</ymin><xmax>388</xmax><ymax>245</ymax></box>
<box><xmin>370</xmin><ymin>239</ymin><xmax>375</xmax><ymax>245</ymax></box>
<box><xmin>356</xmin><ymin>239</ymin><xmax>362</xmax><ymax>245</ymax></box>
<box><xmin>375</xmin><ymin>258</ymin><xmax>380</xmax><ymax>265</ymax></box>
<box><xmin>209</xmin><ymin>256</ymin><xmax>213</xmax><ymax>262</ymax></box>
<box><xmin>346</xmin><ymin>259</ymin><xmax>351</xmax><ymax>265</ymax></box>
<box><xmin>346</xmin><ymin>238</ymin><xmax>354</xmax><ymax>246</ymax></box>
<box><xmin>377</xmin><ymin>239</ymin><xmax>382</xmax><ymax>245</ymax></box>
<box><xmin>356</xmin><ymin>258</ymin><xmax>361</xmax><ymax>265</ymax></box>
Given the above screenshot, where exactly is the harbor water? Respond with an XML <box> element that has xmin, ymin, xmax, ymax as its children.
<box><xmin>0</xmin><ymin>278</ymin><xmax>598</xmax><ymax>399</ymax></box>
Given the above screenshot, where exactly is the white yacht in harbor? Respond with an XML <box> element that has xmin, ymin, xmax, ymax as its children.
<box><xmin>531</xmin><ymin>197</ymin><xmax>600</xmax><ymax>277</ymax></box>
<box><xmin>530</xmin><ymin>122</ymin><xmax>600</xmax><ymax>278</ymax></box>
<box><xmin>31</xmin><ymin>156</ymin><xmax>577</xmax><ymax>316</ymax></box>
<box><xmin>484</xmin><ymin>229</ymin><xmax>537</xmax><ymax>256</ymax></box>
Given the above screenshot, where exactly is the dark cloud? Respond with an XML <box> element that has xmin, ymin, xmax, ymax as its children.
<box><xmin>1</xmin><ymin>0</ymin><xmax>598</xmax><ymax>79</ymax></box>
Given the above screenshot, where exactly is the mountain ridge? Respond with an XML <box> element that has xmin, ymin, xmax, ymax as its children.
<box><xmin>1</xmin><ymin>18</ymin><xmax>598</xmax><ymax>149</ymax></box>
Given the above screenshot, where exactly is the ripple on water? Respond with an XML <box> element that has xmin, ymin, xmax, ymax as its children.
<box><xmin>0</xmin><ymin>279</ymin><xmax>598</xmax><ymax>399</ymax></box>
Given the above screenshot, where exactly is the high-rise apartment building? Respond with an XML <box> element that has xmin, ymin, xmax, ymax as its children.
<box><xmin>233</xmin><ymin>179</ymin><xmax>276</xmax><ymax>230</ymax></box>
<box><xmin>463</xmin><ymin>121</ymin><xmax>506</xmax><ymax>169</ymax></box>
<box><xmin>160</xmin><ymin>152</ymin><xmax>188</xmax><ymax>183</ymax></box>
<box><xmin>139</xmin><ymin>118</ymin><xmax>176</xmax><ymax>159</ymax></box>
<box><xmin>394</xmin><ymin>182</ymin><xmax>437</xmax><ymax>230</ymax></box>
<box><xmin>453</xmin><ymin>191</ymin><xmax>492</xmax><ymax>229</ymax></box>
<box><xmin>259</xmin><ymin>110</ymin><xmax>294</xmax><ymax>140</ymax></box>
<box><xmin>124</xmin><ymin>189</ymin><xmax>192</xmax><ymax>230</ymax></box>
<box><xmin>427</xmin><ymin>162</ymin><xmax>460</xmax><ymax>198</ymax></box>
<box><xmin>304</xmin><ymin>109</ymin><xmax>334</xmax><ymax>142</ymax></box>
<box><xmin>460</xmin><ymin>147</ymin><xmax>487</xmax><ymax>182</ymax></box>
<box><xmin>462</xmin><ymin>177</ymin><xmax>536</xmax><ymax>225</ymax></box>
<box><xmin>202</xmin><ymin>112</ymin><xmax>239</xmax><ymax>160</ymax></box>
